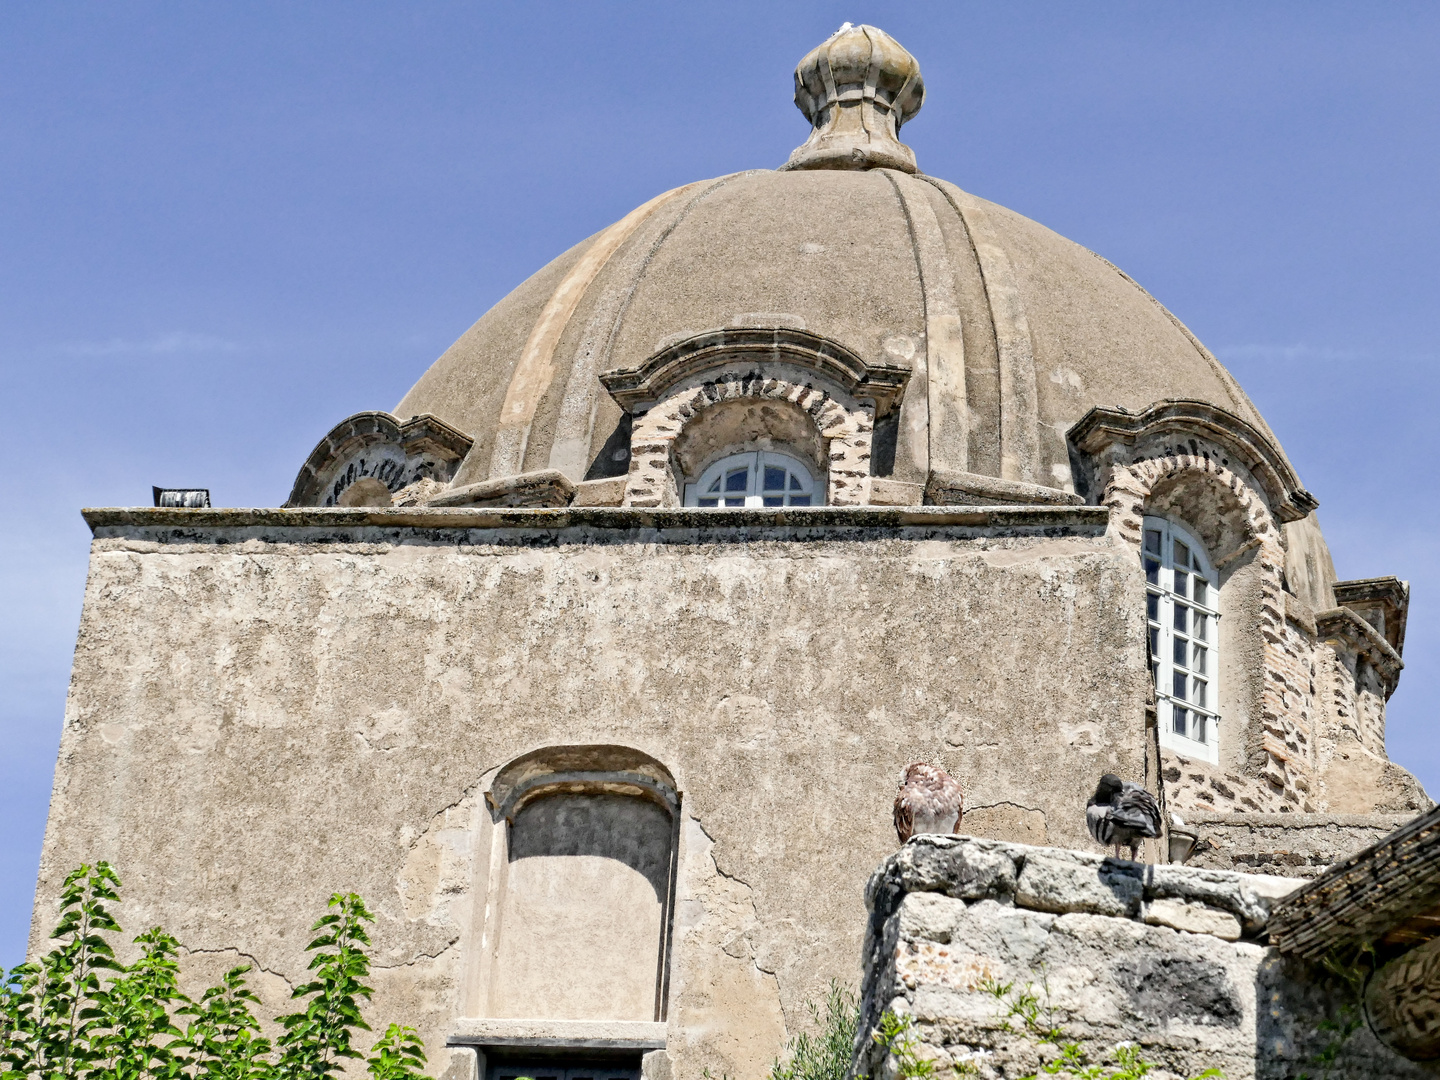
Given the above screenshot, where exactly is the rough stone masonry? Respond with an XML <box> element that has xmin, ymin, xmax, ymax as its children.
<box><xmin>856</xmin><ymin>836</ymin><xmax>1433</xmax><ymax>1080</ymax></box>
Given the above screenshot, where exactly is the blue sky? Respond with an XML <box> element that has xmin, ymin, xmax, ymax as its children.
<box><xmin>2</xmin><ymin>2</ymin><xmax>1437</xmax><ymax>965</ymax></box>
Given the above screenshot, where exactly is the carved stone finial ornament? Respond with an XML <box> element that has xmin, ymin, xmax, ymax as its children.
<box><xmin>783</xmin><ymin>23</ymin><xmax>924</xmax><ymax>173</ymax></box>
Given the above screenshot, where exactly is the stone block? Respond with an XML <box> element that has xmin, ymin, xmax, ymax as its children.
<box><xmin>571</xmin><ymin>477</ymin><xmax>627</xmax><ymax>506</ymax></box>
<box><xmin>869</xmin><ymin>837</ymin><xmax>1019</xmax><ymax>918</ymax></box>
<box><xmin>1015</xmin><ymin>853</ymin><xmax>1141</xmax><ymax>917</ymax></box>
<box><xmin>1142</xmin><ymin>897</ymin><xmax>1242</xmax><ymax>941</ymax></box>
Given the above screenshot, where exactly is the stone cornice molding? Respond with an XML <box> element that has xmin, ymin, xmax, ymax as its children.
<box><xmin>426</xmin><ymin>469</ymin><xmax>575</xmax><ymax>509</ymax></box>
<box><xmin>83</xmin><ymin>503</ymin><xmax>1112</xmax><ymax>537</ymax></box>
<box><xmin>286</xmin><ymin>411</ymin><xmax>473</xmax><ymax>508</ymax></box>
<box><xmin>598</xmin><ymin>327</ymin><xmax>911</xmax><ymax>415</ymax></box>
<box><xmin>1334</xmin><ymin>575</ymin><xmax>1410</xmax><ymax>657</ymax></box>
<box><xmin>926</xmin><ymin>466</ymin><xmax>1083</xmax><ymax>507</ymax></box>
<box><xmin>1068</xmin><ymin>399</ymin><xmax>1318</xmax><ymax>524</ymax></box>
<box><xmin>1316</xmin><ymin>605</ymin><xmax>1404</xmax><ymax>698</ymax></box>
<box><xmin>485</xmin><ymin>744</ymin><xmax>679</xmax><ymax>823</ymax></box>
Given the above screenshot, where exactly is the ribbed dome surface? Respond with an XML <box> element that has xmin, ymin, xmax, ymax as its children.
<box><xmin>397</xmin><ymin>166</ymin><xmax>1275</xmax><ymax>495</ymax></box>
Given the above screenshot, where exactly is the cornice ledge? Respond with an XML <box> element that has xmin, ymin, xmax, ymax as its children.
<box><xmin>597</xmin><ymin>327</ymin><xmax>911</xmax><ymax>414</ymax></box>
<box><xmin>1067</xmin><ymin>399</ymin><xmax>1318</xmax><ymax>524</ymax></box>
<box><xmin>1315</xmin><ymin>606</ymin><xmax>1404</xmax><ymax>696</ymax></box>
<box><xmin>82</xmin><ymin>503</ymin><xmax>1112</xmax><ymax>536</ymax></box>
<box><xmin>425</xmin><ymin>469</ymin><xmax>575</xmax><ymax>509</ymax></box>
<box><xmin>285</xmin><ymin>411</ymin><xmax>473</xmax><ymax>508</ymax></box>
<box><xmin>926</xmin><ymin>466</ymin><xmax>1083</xmax><ymax>507</ymax></box>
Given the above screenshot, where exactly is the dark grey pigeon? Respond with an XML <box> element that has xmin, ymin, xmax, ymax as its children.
<box><xmin>1086</xmin><ymin>773</ymin><xmax>1162</xmax><ymax>861</ymax></box>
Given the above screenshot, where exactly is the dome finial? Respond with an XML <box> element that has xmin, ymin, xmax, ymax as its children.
<box><xmin>781</xmin><ymin>24</ymin><xmax>924</xmax><ymax>174</ymax></box>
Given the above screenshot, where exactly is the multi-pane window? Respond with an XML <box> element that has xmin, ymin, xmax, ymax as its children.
<box><xmin>1144</xmin><ymin>517</ymin><xmax>1220</xmax><ymax>763</ymax></box>
<box><xmin>683</xmin><ymin>451</ymin><xmax>819</xmax><ymax>507</ymax></box>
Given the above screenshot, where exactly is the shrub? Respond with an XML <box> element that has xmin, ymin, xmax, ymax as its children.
<box><xmin>767</xmin><ymin>983</ymin><xmax>859</xmax><ymax>1080</ymax></box>
<box><xmin>0</xmin><ymin>863</ymin><xmax>425</xmax><ymax>1080</ymax></box>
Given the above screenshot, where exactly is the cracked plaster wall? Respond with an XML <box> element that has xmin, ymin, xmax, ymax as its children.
<box><xmin>37</xmin><ymin>519</ymin><xmax>1147</xmax><ymax>1075</ymax></box>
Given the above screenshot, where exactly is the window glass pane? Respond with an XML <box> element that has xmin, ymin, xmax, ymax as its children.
<box><xmin>789</xmin><ymin>474</ymin><xmax>803</xmax><ymax>491</ymax></box>
<box><xmin>1148</xmin><ymin>627</ymin><xmax>1159</xmax><ymax>656</ymax></box>
<box><xmin>1193</xmin><ymin>612</ymin><xmax>1209</xmax><ymax>641</ymax></box>
<box><xmin>698</xmin><ymin>498</ymin><xmax>718</xmax><ymax>507</ymax></box>
<box><xmin>789</xmin><ymin>495</ymin><xmax>812</xmax><ymax>507</ymax></box>
<box><xmin>1145</xmin><ymin>530</ymin><xmax>1161</xmax><ymax>555</ymax></box>
<box><xmin>762</xmin><ymin>496</ymin><xmax>784</xmax><ymax>507</ymax></box>
<box><xmin>707</xmin><ymin>478</ymin><xmax>721</xmax><ymax>493</ymax></box>
<box><xmin>1173</xmin><ymin>671</ymin><xmax>1187</xmax><ymax>699</ymax></box>
<box><xmin>1192</xmin><ymin>715</ymin><xmax>1206</xmax><ymax>744</ymax></box>
<box><xmin>1144</xmin><ymin>558</ymin><xmax>1159</xmax><ymax>585</ymax></box>
<box><xmin>723</xmin><ymin>497</ymin><xmax>745</xmax><ymax>507</ymax></box>
<box><xmin>1174</xmin><ymin>539</ymin><xmax>1191</xmax><ymax>568</ymax></box>
<box><xmin>1173</xmin><ymin>638</ymin><xmax>1187</xmax><ymax>667</ymax></box>
<box><xmin>1174</xmin><ymin>571</ymin><xmax>1189</xmax><ymax>599</ymax></box>
<box><xmin>1192</xmin><ymin>646</ymin><xmax>1206</xmax><ymax>674</ymax></box>
<box><xmin>1151</xmin><ymin>661</ymin><xmax>1159</xmax><ymax>688</ymax></box>
<box><xmin>764</xmin><ymin>466</ymin><xmax>785</xmax><ymax>491</ymax></box>
<box><xmin>725</xmin><ymin>469</ymin><xmax>748</xmax><ymax>493</ymax></box>
<box><xmin>1194</xmin><ymin>680</ymin><xmax>1207</xmax><ymax>708</ymax></box>
<box><xmin>1146</xmin><ymin>593</ymin><xmax>1159</xmax><ymax>621</ymax></box>
<box><xmin>1174</xmin><ymin>603</ymin><xmax>1188</xmax><ymax>632</ymax></box>
<box><xmin>1193</xmin><ymin>578</ymin><xmax>1208</xmax><ymax>606</ymax></box>
<box><xmin>1172</xmin><ymin>706</ymin><xmax>1188</xmax><ymax>737</ymax></box>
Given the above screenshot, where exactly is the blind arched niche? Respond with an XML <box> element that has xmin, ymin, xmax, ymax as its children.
<box><xmin>482</xmin><ymin>745</ymin><xmax>680</xmax><ymax>1022</ymax></box>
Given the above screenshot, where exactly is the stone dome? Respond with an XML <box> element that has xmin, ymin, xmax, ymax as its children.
<box><xmin>396</xmin><ymin>23</ymin><xmax>1285</xmax><ymax>508</ymax></box>
<box><xmin>394</xmin><ymin>24</ymin><xmax>1284</xmax><ymax>506</ymax></box>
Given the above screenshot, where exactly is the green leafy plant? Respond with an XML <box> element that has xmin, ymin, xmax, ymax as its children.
<box><xmin>1295</xmin><ymin>944</ymin><xmax>1376</xmax><ymax>1080</ymax></box>
<box><xmin>978</xmin><ymin>975</ymin><xmax>1221</xmax><ymax>1080</ymax></box>
<box><xmin>0</xmin><ymin>865</ymin><xmax>425</xmax><ymax>1080</ymax></box>
<box><xmin>873</xmin><ymin>1011</ymin><xmax>941</xmax><ymax>1080</ymax></box>
<box><xmin>768</xmin><ymin>982</ymin><xmax>859</xmax><ymax>1080</ymax></box>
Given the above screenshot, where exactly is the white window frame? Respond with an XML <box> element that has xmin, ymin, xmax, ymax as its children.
<box><xmin>682</xmin><ymin>451</ymin><xmax>820</xmax><ymax>508</ymax></box>
<box><xmin>1144</xmin><ymin>516</ymin><xmax>1221</xmax><ymax>765</ymax></box>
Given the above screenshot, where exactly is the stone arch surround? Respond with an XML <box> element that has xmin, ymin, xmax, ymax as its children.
<box><xmin>1102</xmin><ymin>449</ymin><xmax>1310</xmax><ymax>813</ymax></box>
<box><xmin>623</xmin><ymin>371</ymin><xmax>874</xmax><ymax>508</ymax></box>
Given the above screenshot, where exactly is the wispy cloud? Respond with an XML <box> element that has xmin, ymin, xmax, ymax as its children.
<box><xmin>57</xmin><ymin>332</ymin><xmax>243</xmax><ymax>357</ymax></box>
<box><xmin>1215</xmin><ymin>343</ymin><xmax>1362</xmax><ymax>363</ymax></box>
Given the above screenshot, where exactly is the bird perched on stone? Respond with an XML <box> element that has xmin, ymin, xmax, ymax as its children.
<box><xmin>894</xmin><ymin>762</ymin><xmax>964</xmax><ymax>843</ymax></box>
<box><xmin>1086</xmin><ymin>773</ymin><xmax>1162</xmax><ymax>861</ymax></box>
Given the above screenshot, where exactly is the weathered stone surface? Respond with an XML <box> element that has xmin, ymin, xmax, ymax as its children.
<box><xmin>859</xmin><ymin>837</ymin><xmax>1430</xmax><ymax>1080</ymax></box>
<box><xmin>867</xmin><ymin>837</ymin><xmax>1019</xmax><ymax>918</ymax></box>
<box><xmin>1142</xmin><ymin>898</ymin><xmax>1241</xmax><ymax>941</ymax></box>
<box><xmin>1183</xmin><ymin>811</ymin><xmax>1422</xmax><ymax>878</ymax></box>
<box><xmin>1015</xmin><ymin>853</ymin><xmax>1142</xmax><ymax>918</ymax></box>
<box><xmin>41</xmin><ymin>514</ymin><xmax>1148</xmax><ymax>1080</ymax></box>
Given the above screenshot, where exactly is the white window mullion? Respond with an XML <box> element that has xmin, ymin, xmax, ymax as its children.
<box><xmin>1145</xmin><ymin>517</ymin><xmax>1220</xmax><ymax>765</ymax></box>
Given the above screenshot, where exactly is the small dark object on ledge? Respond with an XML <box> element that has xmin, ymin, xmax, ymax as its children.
<box><xmin>152</xmin><ymin>487</ymin><xmax>210</xmax><ymax>508</ymax></box>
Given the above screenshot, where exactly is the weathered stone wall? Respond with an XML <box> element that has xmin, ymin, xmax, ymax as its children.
<box><xmin>38</xmin><ymin>505</ymin><xmax>1145</xmax><ymax>1080</ymax></box>
<box><xmin>1096</xmin><ymin>435</ymin><xmax>1428</xmax><ymax>822</ymax></box>
<box><xmin>1181</xmin><ymin>812</ymin><xmax>1421</xmax><ymax>878</ymax></box>
<box><xmin>858</xmin><ymin>836</ymin><xmax>1432</xmax><ymax>1080</ymax></box>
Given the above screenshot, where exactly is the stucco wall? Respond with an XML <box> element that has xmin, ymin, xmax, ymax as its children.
<box><xmin>36</xmin><ymin>506</ymin><xmax>1146</xmax><ymax>1080</ymax></box>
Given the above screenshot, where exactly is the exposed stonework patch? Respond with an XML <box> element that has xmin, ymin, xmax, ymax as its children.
<box><xmin>623</xmin><ymin>370</ymin><xmax>873</xmax><ymax>507</ymax></box>
<box><xmin>859</xmin><ymin>836</ymin><xmax>1429</xmax><ymax>1080</ymax></box>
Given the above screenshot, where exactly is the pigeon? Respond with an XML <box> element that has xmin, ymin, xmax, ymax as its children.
<box><xmin>1086</xmin><ymin>773</ymin><xmax>1162</xmax><ymax>861</ymax></box>
<box><xmin>894</xmin><ymin>762</ymin><xmax>964</xmax><ymax>843</ymax></box>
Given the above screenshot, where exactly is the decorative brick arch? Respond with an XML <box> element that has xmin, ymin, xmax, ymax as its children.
<box><xmin>623</xmin><ymin>370</ymin><xmax>874</xmax><ymax>508</ymax></box>
<box><xmin>1103</xmin><ymin>449</ymin><xmax>1312</xmax><ymax>813</ymax></box>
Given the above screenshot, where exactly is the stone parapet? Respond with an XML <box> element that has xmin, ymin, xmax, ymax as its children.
<box><xmin>858</xmin><ymin>835</ymin><xmax>1429</xmax><ymax>1079</ymax></box>
<box><xmin>1181</xmin><ymin>811</ymin><xmax>1422</xmax><ymax>879</ymax></box>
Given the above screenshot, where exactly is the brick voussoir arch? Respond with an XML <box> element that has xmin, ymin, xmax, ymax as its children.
<box><xmin>1102</xmin><ymin>448</ymin><xmax>1311</xmax><ymax>812</ymax></box>
<box><xmin>623</xmin><ymin>371</ymin><xmax>873</xmax><ymax>508</ymax></box>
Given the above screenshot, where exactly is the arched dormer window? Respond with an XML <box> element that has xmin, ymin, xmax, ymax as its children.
<box><xmin>683</xmin><ymin>451</ymin><xmax>819</xmax><ymax>507</ymax></box>
<box><xmin>1145</xmin><ymin>517</ymin><xmax>1220</xmax><ymax>764</ymax></box>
